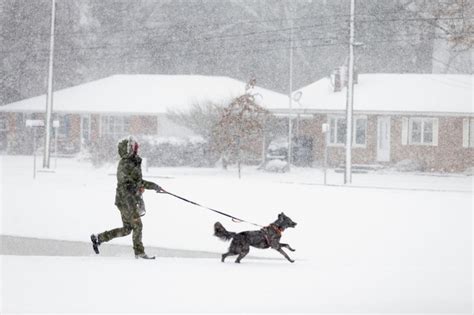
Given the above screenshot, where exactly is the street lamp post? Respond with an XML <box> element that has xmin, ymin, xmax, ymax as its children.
<box><xmin>287</xmin><ymin>18</ymin><xmax>294</xmax><ymax>171</ymax></box>
<box><xmin>344</xmin><ymin>0</ymin><xmax>356</xmax><ymax>184</ymax></box>
<box><xmin>43</xmin><ymin>0</ymin><xmax>56</xmax><ymax>169</ymax></box>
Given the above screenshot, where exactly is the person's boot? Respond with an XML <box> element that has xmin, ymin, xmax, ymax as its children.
<box><xmin>90</xmin><ymin>234</ymin><xmax>101</xmax><ymax>254</ymax></box>
<box><xmin>135</xmin><ymin>253</ymin><xmax>156</xmax><ymax>260</ymax></box>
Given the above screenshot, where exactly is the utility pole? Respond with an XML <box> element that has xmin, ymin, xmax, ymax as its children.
<box><xmin>43</xmin><ymin>0</ymin><xmax>56</xmax><ymax>168</ymax></box>
<box><xmin>322</xmin><ymin>123</ymin><xmax>329</xmax><ymax>185</ymax></box>
<box><xmin>344</xmin><ymin>0</ymin><xmax>356</xmax><ymax>184</ymax></box>
<box><xmin>287</xmin><ymin>17</ymin><xmax>294</xmax><ymax>171</ymax></box>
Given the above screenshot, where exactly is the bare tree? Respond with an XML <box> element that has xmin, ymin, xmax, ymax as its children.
<box><xmin>213</xmin><ymin>82</ymin><xmax>269</xmax><ymax>178</ymax></box>
<box><xmin>167</xmin><ymin>101</ymin><xmax>226</xmax><ymax>142</ymax></box>
<box><xmin>166</xmin><ymin>101</ymin><xmax>227</xmax><ymax>166</ymax></box>
<box><xmin>400</xmin><ymin>0</ymin><xmax>473</xmax><ymax>72</ymax></box>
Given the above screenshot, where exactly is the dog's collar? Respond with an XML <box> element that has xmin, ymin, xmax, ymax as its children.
<box><xmin>262</xmin><ymin>224</ymin><xmax>283</xmax><ymax>247</ymax></box>
<box><xmin>269</xmin><ymin>224</ymin><xmax>283</xmax><ymax>235</ymax></box>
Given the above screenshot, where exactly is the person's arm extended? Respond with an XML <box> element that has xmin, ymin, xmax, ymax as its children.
<box><xmin>141</xmin><ymin>179</ymin><xmax>163</xmax><ymax>192</ymax></box>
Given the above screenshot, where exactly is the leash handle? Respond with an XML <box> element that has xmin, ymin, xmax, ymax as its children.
<box><xmin>161</xmin><ymin>190</ymin><xmax>263</xmax><ymax>227</ymax></box>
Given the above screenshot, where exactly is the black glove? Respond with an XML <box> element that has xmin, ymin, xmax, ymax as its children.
<box><xmin>154</xmin><ymin>184</ymin><xmax>163</xmax><ymax>193</ymax></box>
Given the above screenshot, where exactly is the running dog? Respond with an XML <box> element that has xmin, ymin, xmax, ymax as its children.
<box><xmin>214</xmin><ymin>212</ymin><xmax>297</xmax><ymax>263</ymax></box>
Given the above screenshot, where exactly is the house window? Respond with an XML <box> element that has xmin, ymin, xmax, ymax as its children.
<box><xmin>409</xmin><ymin>118</ymin><xmax>436</xmax><ymax>145</ymax></box>
<box><xmin>463</xmin><ymin>118</ymin><xmax>474</xmax><ymax>148</ymax></box>
<box><xmin>57</xmin><ymin>114</ymin><xmax>70</xmax><ymax>139</ymax></box>
<box><xmin>328</xmin><ymin>116</ymin><xmax>367</xmax><ymax>146</ymax></box>
<box><xmin>329</xmin><ymin>116</ymin><xmax>345</xmax><ymax>145</ymax></box>
<box><xmin>81</xmin><ymin>115</ymin><xmax>91</xmax><ymax>143</ymax></box>
<box><xmin>355</xmin><ymin>118</ymin><xmax>367</xmax><ymax>145</ymax></box>
<box><xmin>101</xmin><ymin>116</ymin><xmax>130</xmax><ymax>138</ymax></box>
<box><xmin>0</xmin><ymin>117</ymin><xmax>6</xmax><ymax>132</ymax></box>
<box><xmin>16</xmin><ymin>113</ymin><xmax>28</xmax><ymax>127</ymax></box>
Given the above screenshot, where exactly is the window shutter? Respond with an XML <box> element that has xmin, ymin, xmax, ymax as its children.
<box><xmin>470</xmin><ymin>119</ymin><xmax>474</xmax><ymax>148</ymax></box>
<box><xmin>462</xmin><ymin>118</ymin><xmax>469</xmax><ymax>148</ymax></box>
<box><xmin>432</xmin><ymin>118</ymin><xmax>438</xmax><ymax>146</ymax></box>
<box><xmin>401</xmin><ymin>117</ymin><xmax>408</xmax><ymax>145</ymax></box>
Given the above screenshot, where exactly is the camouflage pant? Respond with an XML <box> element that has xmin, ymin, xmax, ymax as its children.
<box><xmin>97</xmin><ymin>206</ymin><xmax>144</xmax><ymax>255</ymax></box>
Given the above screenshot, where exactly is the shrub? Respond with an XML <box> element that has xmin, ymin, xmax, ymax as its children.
<box><xmin>394</xmin><ymin>159</ymin><xmax>425</xmax><ymax>172</ymax></box>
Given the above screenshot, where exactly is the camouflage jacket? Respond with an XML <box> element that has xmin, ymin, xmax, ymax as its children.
<box><xmin>115</xmin><ymin>139</ymin><xmax>159</xmax><ymax>209</ymax></box>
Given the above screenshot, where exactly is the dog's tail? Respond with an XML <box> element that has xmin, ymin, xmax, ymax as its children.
<box><xmin>214</xmin><ymin>222</ymin><xmax>236</xmax><ymax>241</ymax></box>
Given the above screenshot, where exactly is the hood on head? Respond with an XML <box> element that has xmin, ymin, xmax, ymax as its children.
<box><xmin>117</xmin><ymin>136</ymin><xmax>138</xmax><ymax>158</ymax></box>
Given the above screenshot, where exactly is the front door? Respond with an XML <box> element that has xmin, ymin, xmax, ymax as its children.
<box><xmin>377</xmin><ymin>116</ymin><xmax>391</xmax><ymax>162</ymax></box>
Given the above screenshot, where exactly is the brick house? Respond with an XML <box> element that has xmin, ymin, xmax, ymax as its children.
<box><xmin>271</xmin><ymin>73</ymin><xmax>473</xmax><ymax>172</ymax></box>
<box><xmin>1</xmin><ymin>73</ymin><xmax>472</xmax><ymax>172</ymax></box>
<box><xmin>0</xmin><ymin>74</ymin><xmax>289</xmax><ymax>156</ymax></box>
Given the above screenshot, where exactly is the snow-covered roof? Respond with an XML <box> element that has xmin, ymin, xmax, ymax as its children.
<box><xmin>0</xmin><ymin>74</ymin><xmax>289</xmax><ymax>114</ymax></box>
<box><xmin>2</xmin><ymin>73</ymin><xmax>471</xmax><ymax>116</ymax></box>
<box><xmin>293</xmin><ymin>74</ymin><xmax>473</xmax><ymax>115</ymax></box>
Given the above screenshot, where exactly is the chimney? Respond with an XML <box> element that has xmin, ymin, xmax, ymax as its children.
<box><xmin>331</xmin><ymin>68</ymin><xmax>341</xmax><ymax>92</ymax></box>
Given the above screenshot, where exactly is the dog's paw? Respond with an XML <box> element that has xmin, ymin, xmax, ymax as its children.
<box><xmin>289</xmin><ymin>259</ymin><xmax>295</xmax><ymax>263</ymax></box>
<box><xmin>289</xmin><ymin>248</ymin><xmax>296</xmax><ymax>252</ymax></box>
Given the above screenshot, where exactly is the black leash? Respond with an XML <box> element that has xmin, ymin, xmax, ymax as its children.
<box><xmin>160</xmin><ymin>190</ymin><xmax>263</xmax><ymax>227</ymax></box>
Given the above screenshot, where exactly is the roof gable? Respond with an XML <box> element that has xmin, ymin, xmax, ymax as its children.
<box><xmin>295</xmin><ymin>74</ymin><xmax>473</xmax><ymax>114</ymax></box>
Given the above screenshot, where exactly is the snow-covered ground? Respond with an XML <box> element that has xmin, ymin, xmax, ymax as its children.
<box><xmin>1</xmin><ymin>155</ymin><xmax>472</xmax><ymax>313</ymax></box>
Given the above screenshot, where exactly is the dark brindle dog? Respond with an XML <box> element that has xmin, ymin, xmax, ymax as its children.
<box><xmin>214</xmin><ymin>212</ymin><xmax>297</xmax><ymax>263</ymax></box>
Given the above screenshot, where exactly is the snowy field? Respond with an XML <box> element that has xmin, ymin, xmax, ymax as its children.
<box><xmin>1</xmin><ymin>155</ymin><xmax>472</xmax><ymax>314</ymax></box>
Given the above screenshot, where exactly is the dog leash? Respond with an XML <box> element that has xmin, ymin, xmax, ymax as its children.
<box><xmin>160</xmin><ymin>189</ymin><xmax>263</xmax><ymax>227</ymax></box>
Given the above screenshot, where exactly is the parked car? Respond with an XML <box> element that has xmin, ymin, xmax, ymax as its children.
<box><xmin>266</xmin><ymin>136</ymin><xmax>313</xmax><ymax>166</ymax></box>
<box><xmin>266</xmin><ymin>137</ymin><xmax>288</xmax><ymax>161</ymax></box>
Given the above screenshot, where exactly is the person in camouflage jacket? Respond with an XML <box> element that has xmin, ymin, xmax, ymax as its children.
<box><xmin>91</xmin><ymin>136</ymin><xmax>163</xmax><ymax>259</ymax></box>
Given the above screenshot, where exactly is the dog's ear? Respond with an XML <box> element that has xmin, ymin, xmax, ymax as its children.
<box><xmin>280</xmin><ymin>212</ymin><xmax>286</xmax><ymax>216</ymax></box>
